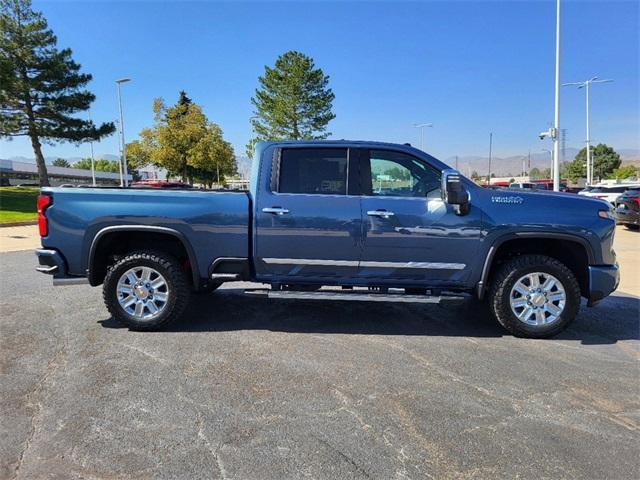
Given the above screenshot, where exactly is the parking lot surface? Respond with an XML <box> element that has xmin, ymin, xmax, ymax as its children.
<box><xmin>1</xmin><ymin>229</ymin><xmax>639</xmax><ymax>479</ymax></box>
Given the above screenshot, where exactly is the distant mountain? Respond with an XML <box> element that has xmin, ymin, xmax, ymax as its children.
<box><xmin>6</xmin><ymin>147</ymin><xmax>637</xmax><ymax>179</ymax></box>
<box><xmin>443</xmin><ymin>147</ymin><xmax>640</xmax><ymax>177</ymax></box>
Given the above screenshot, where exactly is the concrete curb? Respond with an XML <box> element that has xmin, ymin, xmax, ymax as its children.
<box><xmin>0</xmin><ymin>221</ymin><xmax>37</xmax><ymax>228</ymax></box>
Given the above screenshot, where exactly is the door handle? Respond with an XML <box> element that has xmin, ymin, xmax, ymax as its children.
<box><xmin>262</xmin><ymin>207</ymin><xmax>290</xmax><ymax>215</ymax></box>
<box><xmin>367</xmin><ymin>210</ymin><xmax>395</xmax><ymax>218</ymax></box>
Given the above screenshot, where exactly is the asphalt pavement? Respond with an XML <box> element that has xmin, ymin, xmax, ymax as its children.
<box><xmin>1</xmin><ymin>242</ymin><xmax>639</xmax><ymax>479</ymax></box>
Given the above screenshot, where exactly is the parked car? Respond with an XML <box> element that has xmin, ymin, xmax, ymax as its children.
<box><xmin>579</xmin><ymin>184</ymin><xmax>640</xmax><ymax>205</ymax></box>
<box><xmin>614</xmin><ymin>189</ymin><xmax>640</xmax><ymax>230</ymax></box>
<box><xmin>508</xmin><ymin>182</ymin><xmax>542</xmax><ymax>190</ymax></box>
<box><xmin>130</xmin><ymin>180</ymin><xmax>194</xmax><ymax>189</ymax></box>
<box><xmin>35</xmin><ymin>140</ymin><xmax>619</xmax><ymax>338</ymax></box>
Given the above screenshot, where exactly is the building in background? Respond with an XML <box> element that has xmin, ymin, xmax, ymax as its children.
<box><xmin>0</xmin><ymin>159</ymin><xmax>131</xmax><ymax>186</ymax></box>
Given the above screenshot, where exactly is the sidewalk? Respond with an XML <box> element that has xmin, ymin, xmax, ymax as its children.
<box><xmin>0</xmin><ymin>224</ymin><xmax>41</xmax><ymax>253</ymax></box>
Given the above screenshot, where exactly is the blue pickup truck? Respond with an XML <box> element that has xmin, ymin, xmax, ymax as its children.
<box><xmin>36</xmin><ymin>141</ymin><xmax>620</xmax><ymax>338</ymax></box>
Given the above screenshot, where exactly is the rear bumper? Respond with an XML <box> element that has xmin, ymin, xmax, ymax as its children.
<box><xmin>36</xmin><ymin>249</ymin><xmax>88</xmax><ymax>285</ymax></box>
<box><xmin>615</xmin><ymin>209</ymin><xmax>639</xmax><ymax>226</ymax></box>
<box><xmin>36</xmin><ymin>248</ymin><xmax>67</xmax><ymax>276</ymax></box>
<box><xmin>587</xmin><ymin>264</ymin><xmax>620</xmax><ymax>306</ymax></box>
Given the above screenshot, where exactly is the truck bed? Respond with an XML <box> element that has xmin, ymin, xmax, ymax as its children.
<box><xmin>41</xmin><ymin>187</ymin><xmax>250</xmax><ymax>280</ymax></box>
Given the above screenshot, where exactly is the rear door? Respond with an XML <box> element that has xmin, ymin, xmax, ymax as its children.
<box><xmin>254</xmin><ymin>147</ymin><xmax>362</xmax><ymax>283</ymax></box>
<box><xmin>357</xmin><ymin>148</ymin><xmax>482</xmax><ymax>286</ymax></box>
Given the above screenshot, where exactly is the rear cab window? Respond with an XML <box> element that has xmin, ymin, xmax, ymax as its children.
<box><xmin>277</xmin><ymin>148</ymin><xmax>348</xmax><ymax>195</ymax></box>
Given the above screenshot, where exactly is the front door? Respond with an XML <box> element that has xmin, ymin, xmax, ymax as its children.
<box><xmin>358</xmin><ymin>148</ymin><xmax>482</xmax><ymax>286</ymax></box>
<box><xmin>254</xmin><ymin>147</ymin><xmax>362</xmax><ymax>284</ymax></box>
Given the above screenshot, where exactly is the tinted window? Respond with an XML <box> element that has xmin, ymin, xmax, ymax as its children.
<box><xmin>591</xmin><ymin>186</ymin><xmax>628</xmax><ymax>193</ymax></box>
<box><xmin>368</xmin><ymin>150</ymin><xmax>440</xmax><ymax>197</ymax></box>
<box><xmin>278</xmin><ymin>148</ymin><xmax>348</xmax><ymax>195</ymax></box>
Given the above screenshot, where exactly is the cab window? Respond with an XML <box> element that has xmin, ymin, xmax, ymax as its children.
<box><xmin>365</xmin><ymin>150</ymin><xmax>440</xmax><ymax>198</ymax></box>
<box><xmin>278</xmin><ymin>148</ymin><xmax>348</xmax><ymax>195</ymax></box>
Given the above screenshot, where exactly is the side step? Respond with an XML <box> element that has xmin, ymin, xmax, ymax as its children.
<box><xmin>244</xmin><ymin>288</ymin><xmax>444</xmax><ymax>304</ymax></box>
<box><xmin>210</xmin><ymin>273</ymin><xmax>242</xmax><ymax>281</ymax></box>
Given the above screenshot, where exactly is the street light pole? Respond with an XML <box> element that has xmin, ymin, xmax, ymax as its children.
<box><xmin>413</xmin><ymin>123</ymin><xmax>433</xmax><ymax>151</ymax></box>
<box><xmin>563</xmin><ymin>77</ymin><xmax>613</xmax><ymax>185</ymax></box>
<box><xmin>487</xmin><ymin>132</ymin><xmax>493</xmax><ymax>186</ymax></box>
<box><xmin>116</xmin><ymin>78</ymin><xmax>131</xmax><ymax>187</ymax></box>
<box><xmin>552</xmin><ymin>0</ymin><xmax>561</xmax><ymax>192</ymax></box>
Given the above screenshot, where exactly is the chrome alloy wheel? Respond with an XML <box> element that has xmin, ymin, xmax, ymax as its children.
<box><xmin>117</xmin><ymin>267</ymin><xmax>169</xmax><ymax>320</ymax></box>
<box><xmin>509</xmin><ymin>272</ymin><xmax>566</xmax><ymax>326</ymax></box>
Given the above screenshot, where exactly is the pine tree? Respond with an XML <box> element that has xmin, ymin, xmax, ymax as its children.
<box><xmin>0</xmin><ymin>0</ymin><xmax>114</xmax><ymax>186</ymax></box>
<box><xmin>248</xmin><ymin>51</ymin><xmax>335</xmax><ymax>155</ymax></box>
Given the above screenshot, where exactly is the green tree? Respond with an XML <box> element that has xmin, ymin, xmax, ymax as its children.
<box><xmin>72</xmin><ymin>157</ymin><xmax>120</xmax><ymax>173</ymax></box>
<box><xmin>565</xmin><ymin>144</ymin><xmax>622</xmax><ymax>183</ymax></box>
<box><xmin>127</xmin><ymin>92</ymin><xmax>235</xmax><ymax>185</ymax></box>
<box><xmin>470</xmin><ymin>170</ymin><xmax>479</xmax><ymax>180</ymax></box>
<box><xmin>608</xmin><ymin>164</ymin><xmax>637</xmax><ymax>180</ymax></box>
<box><xmin>529</xmin><ymin>167</ymin><xmax>542</xmax><ymax>179</ymax></box>
<box><xmin>52</xmin><ymin>158</ymin><xmax>70</xmax><ymax>167</ymax></box>
<box><xmin>248</xmin><ymin>51</ymin><xmax>335</xmax><ymax>156</ymax></box>
<box><xmin>0</xmin><ymin>0</ymin><xmax>115</xmax><ymax>186</ymax></box>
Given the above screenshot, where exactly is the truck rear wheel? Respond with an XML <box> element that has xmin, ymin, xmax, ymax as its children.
<box><xmin>489</xmin><ymin>254</ymin><xmax>581</xmax><ymax>338</ymax></box>
<box><xmin>103</xmin><ymin>251</ymin><xmax>190</xmax><ymax>330</ymax></box>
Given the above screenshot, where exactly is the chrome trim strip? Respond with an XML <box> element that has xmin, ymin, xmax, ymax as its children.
<box><xmin>262</xmin><ymin>258</ymin><xmax>466</xmax><ymax>270</ymax></box>
<box><xmin>263</xmin><ymin>258</ymin><xmax>358</xmax><ymax>267</ymax></box>
<box><xmin>360</xmin><ymin>261</ymin><xmax>466</xmax><ymax>270</ymax></box>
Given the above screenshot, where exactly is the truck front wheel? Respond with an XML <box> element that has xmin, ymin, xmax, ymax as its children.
<box><xmin>489</xmin><ymin>255</ymin><xmax>581</xmax><ymax>338</ymax></box>
<box><xmin>103</xmin><ymin>251</ymin><xmax>190</xmax><ymax>330</ymax></box>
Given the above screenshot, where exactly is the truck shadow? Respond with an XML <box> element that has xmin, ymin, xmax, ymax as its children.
<box><xmin>99</xmin><ymin>289</ymin><xmax>639</xmax><ymax>345</ymax></box>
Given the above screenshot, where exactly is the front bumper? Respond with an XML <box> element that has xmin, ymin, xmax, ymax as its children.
<box><xmin>587</xmin><ymin>264</ymin><xmax>620</xmax><ymax>306</ymax></box>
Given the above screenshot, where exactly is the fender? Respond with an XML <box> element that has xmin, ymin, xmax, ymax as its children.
<box><xmin>476</xmin><ymin>231</ymin><xmax>596</xmax><ymax>299</ymax></box>
<box><xmin>87</xmin><ymin>225</ymin><xmax>200</xmax><ymax>287</ymax></box>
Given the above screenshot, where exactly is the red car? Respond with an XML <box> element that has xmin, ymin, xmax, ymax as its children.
<box><xmin>130</xmin><ymin>180</ymin><xmax>193</xmax><ymax>189</ymax></box>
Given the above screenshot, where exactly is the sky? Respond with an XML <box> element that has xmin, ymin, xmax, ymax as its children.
<box><xmin>1</xmin><ymin>0</ymin><xmax>638</xmax><ymax>162</ymax></box>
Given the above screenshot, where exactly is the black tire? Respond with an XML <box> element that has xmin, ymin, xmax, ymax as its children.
<box><xmin>489</xmin><ymin>254</ymin><xmax>581</xmax><ymax>338</ymax></box>
<box><xmin>624</xmin><ymin>224</ymin><xmax>639</xmax><ymax>231</ymax></box>
<box><xmin>103</xmin><ymin>251</ymin><xmax>190</xmax><ymax>330</ymax></box>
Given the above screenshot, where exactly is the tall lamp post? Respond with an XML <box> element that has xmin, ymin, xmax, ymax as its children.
<box><xmin>116</xmin><ymin>77</ymin><xmax>131</xmax><ymax>187</ymax></box>
<box><xmin>413</xmin><ymin>123</ymin><xmax>433</xmax><ymax>151</ymax></box>
<box><xmin>487</xmin><ymin>132</ymin><xmax>493</xmax><ymax>186</ymax></box>
<box><xmin>552</xmin><ymin>0</ymin><xmax>561</xmax><ymax>192</ymax></box>
<box><xmin>562</xmin><ymin>77</ymin><xmax>613</xmax><ymax>185</ymax></box>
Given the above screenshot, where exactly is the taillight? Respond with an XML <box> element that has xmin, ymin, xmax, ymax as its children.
<box><xmin>37</xmin><ymin>194</ymin><xmax>52</xmax><ymax>236</ymax></box>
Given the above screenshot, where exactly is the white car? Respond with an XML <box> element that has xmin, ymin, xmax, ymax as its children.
<box><xmin>579</xmin><ymin>184</ymin><xmax>640</xmax><ymax>204</ymax></box>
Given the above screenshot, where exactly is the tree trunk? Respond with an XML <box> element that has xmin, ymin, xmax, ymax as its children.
<box><xmin>29</xmin><ymin>133</ymin><xmax>50</xmax><ymax>187</ymax></box>
<box><xmin>22</xmin><ymin>85</ymin><xmax>50</xmax><ymax>187</ymax></box>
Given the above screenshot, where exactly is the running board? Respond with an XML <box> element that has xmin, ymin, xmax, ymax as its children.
<box><xmin>210</xmin><ymin>273</ymin><xmax>241</xmax><ymax>281</ymax></box>
<box><xmin>244</xmin><ymin>289</ymin><xmax>444</xmax><ymax>304</ymax></box>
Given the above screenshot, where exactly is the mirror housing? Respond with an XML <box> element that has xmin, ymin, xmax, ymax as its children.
<box><xmin>441</xmin><ymin>169</ymin><xmax>470</xmax><ymax>215</ymax></box>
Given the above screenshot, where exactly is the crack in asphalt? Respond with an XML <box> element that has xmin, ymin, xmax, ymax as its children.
<box><xmin>196</xmin><ymin>413</ymin><xmax>229</xmax><ymax>480</ymax></box>
<box><xmin>11</xmin><ymin>327</ymin><xmax>67</xmax><ymax>480</ymax></box>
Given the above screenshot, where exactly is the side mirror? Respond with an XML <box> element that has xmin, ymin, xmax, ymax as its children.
<box><xmin>441</xmin><ymin>169</ymin><xmax>470</xmax><ymax>216</ymax></box>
